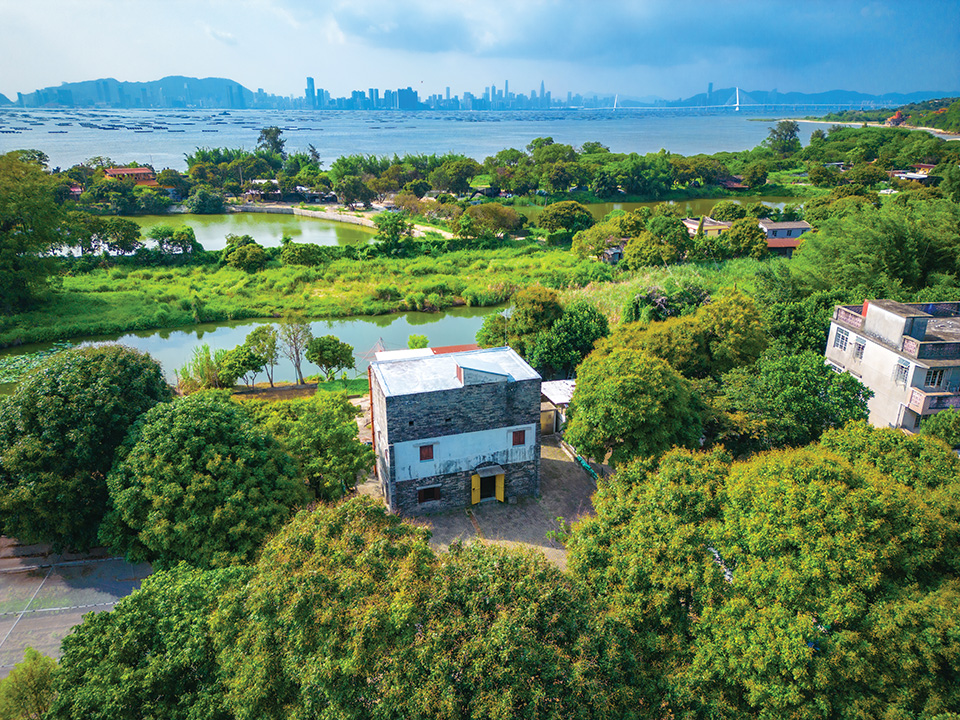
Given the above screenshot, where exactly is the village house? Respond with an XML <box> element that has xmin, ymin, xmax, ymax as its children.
<box><xmin>600</xmin><ymin>242</ymin><xmax>625</xmax><ymax>264</ymax></box>
<box><xmin>825</xmin><ymin>299</ymin><xmax>960</xmax><ymax>431</ymax></box>
<box><xmin>681</xmin><ymin>216</ymin><xmax>812</xmax><ymax>257</ymax></box>
<box><xmin>104</xmin><ymin>166</ymin><xmax>159</xmax><ymax>187</ymax></box>
<box><xmin>681</xmin><ymin>216</ymin><xmax>731</xmax><ymax>237</ymax></box>
<box><xmin>757</xmin><ymin>218</ymin><xmax>812</xmax><ymax>257</ymax></box>
<box><xmin>368</xmin><ymin>346</ymin><xmax>542</xmax><ymax>515</ymax></box>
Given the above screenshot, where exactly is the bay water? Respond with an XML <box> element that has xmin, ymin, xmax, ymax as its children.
<box><xmin>0</xmin><ymin>107</ymin><xmax>835</xmax><ymax>172</ymax></box>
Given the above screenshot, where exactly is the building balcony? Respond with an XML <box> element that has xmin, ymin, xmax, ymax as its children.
<box><xmin>907</xmin><ymin>387</ymin><xmax>960</xmax><ymax>415</ymax></box>
<box><xmin>835</xmin><ymin>306</ymin><xmax>864</xmax><ymax>329</ymax></box>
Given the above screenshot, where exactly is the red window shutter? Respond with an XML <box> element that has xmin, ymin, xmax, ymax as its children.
<box><xmin>420</xmin><ymin>444</ymin><xmax>434</xmax><ymax>461</ymax></box>
<box><xmin>512</xmin><ymin>430</ymin><xmax>525</xmax><ymax>446</ymax></box>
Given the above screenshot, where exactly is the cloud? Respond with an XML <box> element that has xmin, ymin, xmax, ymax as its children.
<box><xmin>324</xmin><ymin>0</ymin><xmax>958</xmax><ymax>76</ymax></box>
<box><xmin>204</xmin><ymin>26</ymin><xmax>238</xmax><ymax>45</ymax></box>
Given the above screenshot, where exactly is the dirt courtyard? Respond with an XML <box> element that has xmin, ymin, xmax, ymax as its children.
<box><xmin>358</xmin><ymin>436</ymin><xmax>598</xmax><ymax>568</ymax></box>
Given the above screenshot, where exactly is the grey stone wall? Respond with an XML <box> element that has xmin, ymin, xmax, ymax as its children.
<box><xmin>372</xmin><ymin>374</ymin><xmax>542</xmax><ymax>515</ymax></box>
<box><xmin>385</xmin><ymin>378</ymin><xmax>541</xmax><ymax>443</ymax></box>
<box><xmin>393</xmin><ymin>457</ymin><xmax>540</xmax><ymax>516</ymax></box>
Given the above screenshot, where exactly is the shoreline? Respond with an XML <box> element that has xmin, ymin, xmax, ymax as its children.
<box><xmin>784</xmin><ymin>118</ymin><xmax>960</xmax><ymax>138</ymax></box>
<box><xmin>230</xmin><ymin>202</ymin><xmax>456</xmax><ymax>239</ymax></box>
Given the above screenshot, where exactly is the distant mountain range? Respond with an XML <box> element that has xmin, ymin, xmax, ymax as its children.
<box><xmin>2</xmin><ymin>76</ymin><xmax>266</xmax><ymax>110</ymax></box>
<box><xmin>670</xmin><ymin>87</ymin><xmax>954</xmax><ymax>108</ymax></box>
<box><xmin>1</xmin><ymin>76</ymin><xmax>955</xmax><ymax>111</ymax></box>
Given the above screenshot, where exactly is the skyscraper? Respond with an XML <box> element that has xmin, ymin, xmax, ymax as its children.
<box><xmin>540</xmin><ymin>80</ymin><xmax>546</xmax><ymax>108</ymax></box>
<box><xmin>305</xmin><ymin>77</ymin><xmax>316</xmax><ymax>109</ymax></box>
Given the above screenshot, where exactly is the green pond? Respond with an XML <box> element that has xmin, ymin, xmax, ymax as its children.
<box><xmin>518</xmin><ymin>196</ymin><xmax>802</xmax><ymax>221</ymax></box>
<box><xmin>0</xmin><ymin>305</ymin><xmax>503</xmax><ymax>392</ymax></box>
<box><xmin>125</xmin><ymin>212</ymin><xmax>375</xmax><ymax>251</ymax></box>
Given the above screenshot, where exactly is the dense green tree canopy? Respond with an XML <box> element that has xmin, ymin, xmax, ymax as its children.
<box><xmin>100</xmin><ymin>394</ymin><xmax>306</xmax><ymax>569</ymax></box>
<box><xmin>476</xmin><ymin>284</ymin><xmax>564</xmax><ymax>357</ymax></box>
<box><xmin>0</xmin><ymin>647</ymin><xmax>57</xmax><ymax>720</ymax></box>
<box><xmin>245</xmin><ymin>392</ymin><xmax>373</xmax><ymax>500</ymax></box>
<box><xmin>461</xmin><ymin>202</ymin><xmax>525</xmax><ymax>237</ymax></box>
<box><xmin>711</xmin><ymin>351</ymin><xmax>873</xmax><ymax>455</ymax></box>
<box><xmin>67</xmin><ymin>213</ymin><xmax>142</xmax><ymax>255</ymax></box>
<box><xmin>921</xmin><ymin>408</ymin><xmax>960</xmax><ymax>447</ymax></box>
<box><xmin>305</xmin><ymin>335</ymin><xmax>355</xmax><ymax>381</ymax></box>
<box><xmin>794</xmin><ymin>197</ymin><xmax>960</xmax><ymax>296</ymax></box>
<box><xmin>526</xmin><ymin>300</ymin><xmax>609</xmax><ymax>378</ymax></box>
<box><xmin>624</xmin><ymin>230</ymin><xmax>680</xmax><ymax>268</ymax></box>
<box><xmin>49</xmin><ymin>564</ymin><xmax>248</xmax><ymax>720</ymax></box>
<box><xmin>220</xmin><ymin>233</ymin><xmax>267</xmax><ymax>272</ymax></box>
<box><xmin>335</xmin><ymin>174</ymin><xmax>375</xmax><ymax>208</ymax></box>
<box><xmin>569</xmin><ymin>423</ymin><xmax>960</xmax><ymax>719</ymax></box>
<box><xmin>537</xmin><ymin>200</ymin><xmax>595</xmax><ymax>233</ymax></box>
<box><xmin>565</xmin><ymin>347</ymin><xmax>704</xmax><ymax>466</ymax></box>
<box><xmin>184</xmin><ymin>185</ymin><xmax>225</xmax><ymax>214</ymax></box>
<box><xmin>723</xmin><ymin>217</ymin><xmax>768</xmax><ymax>259</ymax></box>
<box><xmin>596</xmin><ymin>293</ymin><xmax>768</xmax><ymax>380</ymax></box>
<box><xmin>0</xmin><ymin>151</ymin><xmax>65</xmax><ymax>313</ymax></box>
<box><xmin>214</xmin><ymin>497</ymin><xmax>641</xmax><ymax>720</ymax></box>
<box><xmin>0</xmin><ymin>346</ymin><xmax>169</xmax><ymax>550</ymax></box>
<box><xmin>765</xmin><ymin>120</ymin><xmax>801</xmax><ymax>156</ymax></box>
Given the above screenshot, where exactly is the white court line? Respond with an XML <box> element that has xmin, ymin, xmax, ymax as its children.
<box><xmin>0</xmin><ymin>564</ymin><xmax>54</xmax><ymax>658</ymax></box>
<box><xmin>0</xmin><ymin>601</ymin><xmax>118</xmax><ymax>617</ymax></box>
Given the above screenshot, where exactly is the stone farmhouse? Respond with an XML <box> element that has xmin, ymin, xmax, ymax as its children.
<box><xmin>368</xmin><ymin>346</ymin><xmax>541</xmax><ymax>515</ymax></box>
<box><xmin>825</xmin><ymin>299</ymin><xmax>960</xmax><ymax>431</ymax></box>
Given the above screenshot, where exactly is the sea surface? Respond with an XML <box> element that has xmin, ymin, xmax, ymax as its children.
<box><xmin>1</xmin><ymin>107</ymin><xmax>839</xmax><ymax>171</ymax></box>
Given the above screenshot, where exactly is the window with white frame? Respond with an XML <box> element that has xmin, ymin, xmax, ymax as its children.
<box><xmin>853</xmin><ymin>338</ymin><xmax>866</xmax><ymax>360</ymax></box>
<box><xmin>833</xmin><ymin>327</ymin><xmax>850</xmax><ymax>352</ymax></box>
<box><xmin>925</xmin><ymin>368</ymin><xmax>944</xmax><ymax>388</ymax></box>
<box><xmin>894</xmin><ymin>359</ymin><xmax>910</xmax><ymax>385</ymax></box>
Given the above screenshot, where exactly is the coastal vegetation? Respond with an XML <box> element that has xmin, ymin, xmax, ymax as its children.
<box><xmin>810</xmin><ymin>96</ymin><xmax>960</xmax><ymax>133</ymax></box>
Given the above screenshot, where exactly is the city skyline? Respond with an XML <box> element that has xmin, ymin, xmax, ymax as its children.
<box><xmin>2</xmin><ymin>1</ymin><xmax>959</xmax><ymax>103</ymax></box>
<box><xmin>11</xmin><ymin>73</ymin><xmax>945</xmax><ymax>112</ymax></box>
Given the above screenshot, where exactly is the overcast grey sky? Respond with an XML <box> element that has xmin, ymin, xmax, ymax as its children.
<box><xmin>2</xmin><ymin>0</ymin><xmax>958</xmax><ymax>101</ymax></box>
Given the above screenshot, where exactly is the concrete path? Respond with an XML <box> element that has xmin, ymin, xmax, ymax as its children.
<box><xmin>234</xmin><ymin>203</ymin><xmax>455</xmax><ymax>239</ymax></box>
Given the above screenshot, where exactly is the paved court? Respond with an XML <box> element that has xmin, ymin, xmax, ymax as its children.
<box><xmin>0</xmin><ymin>544</ymin><xmax>151</xmax><ymax>678</ymax></box>
<box><xmin>359</xmin><ymin>436</ymin><xmax>599</xmax><ymax>569</ymax></box>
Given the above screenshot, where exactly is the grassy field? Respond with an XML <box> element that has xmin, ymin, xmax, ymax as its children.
<box><xmin>559</xmin><ymin>258</ymin><xmax>769</xmax><ymax>323</ymax></box>
<box><xmin>0</xmin><ymin>245</ymin><xmax>607</xmax><ymax>346</ymax></box>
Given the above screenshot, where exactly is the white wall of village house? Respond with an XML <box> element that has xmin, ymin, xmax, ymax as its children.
<box><xmin>826</xmin><ymin>321</ymin><xmax>960</xmax><ymax>430</ymax></box>
<box><xmin>392</xmin><ymin>424</ymin><xmax>537</xmax><ymax>482</ymax></box>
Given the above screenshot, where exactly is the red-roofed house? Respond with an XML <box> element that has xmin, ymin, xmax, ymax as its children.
<box><xmin>104</xmin><ymin>167</ymin><xmax>159</xmax><ymax>187</ymax></box>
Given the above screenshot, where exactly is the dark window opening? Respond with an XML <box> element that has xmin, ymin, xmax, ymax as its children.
<box><xmin>418</xmin><ymin>487</ymin><xmax>440</xmax><ymax>503</ymax></box>
<box><xmin>512</xmin><ymin>429</ymin><xmax>526</xmax><ymax>446</ymax></box>
<box><xmin>419</xmin><ymin>444</ymin><xmax>434</xmax><ymax>461</ymax></box>
<box><xmin>408</xmin><ymin>420</ymin><xmax>414</xmax><ymax>426</ymax></box>
<box><xmin>480</xmin><ymin>475</ymin><xmax>496</xmax><ymax>499</ymax></box>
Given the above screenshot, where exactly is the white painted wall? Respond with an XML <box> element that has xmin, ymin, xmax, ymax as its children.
<box><xmin>393</xmin><ymin>424</ymin><xmax>537</xmax><ymax>481</ymax></box>
<box><xmin>825</xmin><ymin>321</ymin><xmax>960</xmax><ymax>429</ymax></box>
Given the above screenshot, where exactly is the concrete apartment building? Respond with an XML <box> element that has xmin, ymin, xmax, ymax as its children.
<box><xmin>368</xmin><ymin>347</ymin><xmax>542</xmax><ymax>515</ymax></box>
<box><xmin>825</xmin><ymin>299</ymin><xmax>960</xmax><ymax>431</ymax></box>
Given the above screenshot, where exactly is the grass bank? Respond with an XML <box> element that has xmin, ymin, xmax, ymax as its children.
<box><xmin>0</xmin><ymin>245</ymin><xmax>608</xmax><ymax>346</ymax></box>
<box><xmin>559</xmin><ymin>258</ymin><xmax>770</xmax><ymax>324</ymax></box>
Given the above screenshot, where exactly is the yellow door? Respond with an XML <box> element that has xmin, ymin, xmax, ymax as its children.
<box><xmin>495</xmin><ymin>474</ymin><xmax>505</xmax><ymax>502</ymax></box>
<box><xmin>471</xmin><ymin>474</ymin><xmax>480</xmax><ymax>505</ymax></box>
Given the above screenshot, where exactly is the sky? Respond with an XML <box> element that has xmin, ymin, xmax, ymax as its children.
<box><xmin>1</xmin><ymin>0</ymin><xmax>958</xmax><ymax>102</ymax></box>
